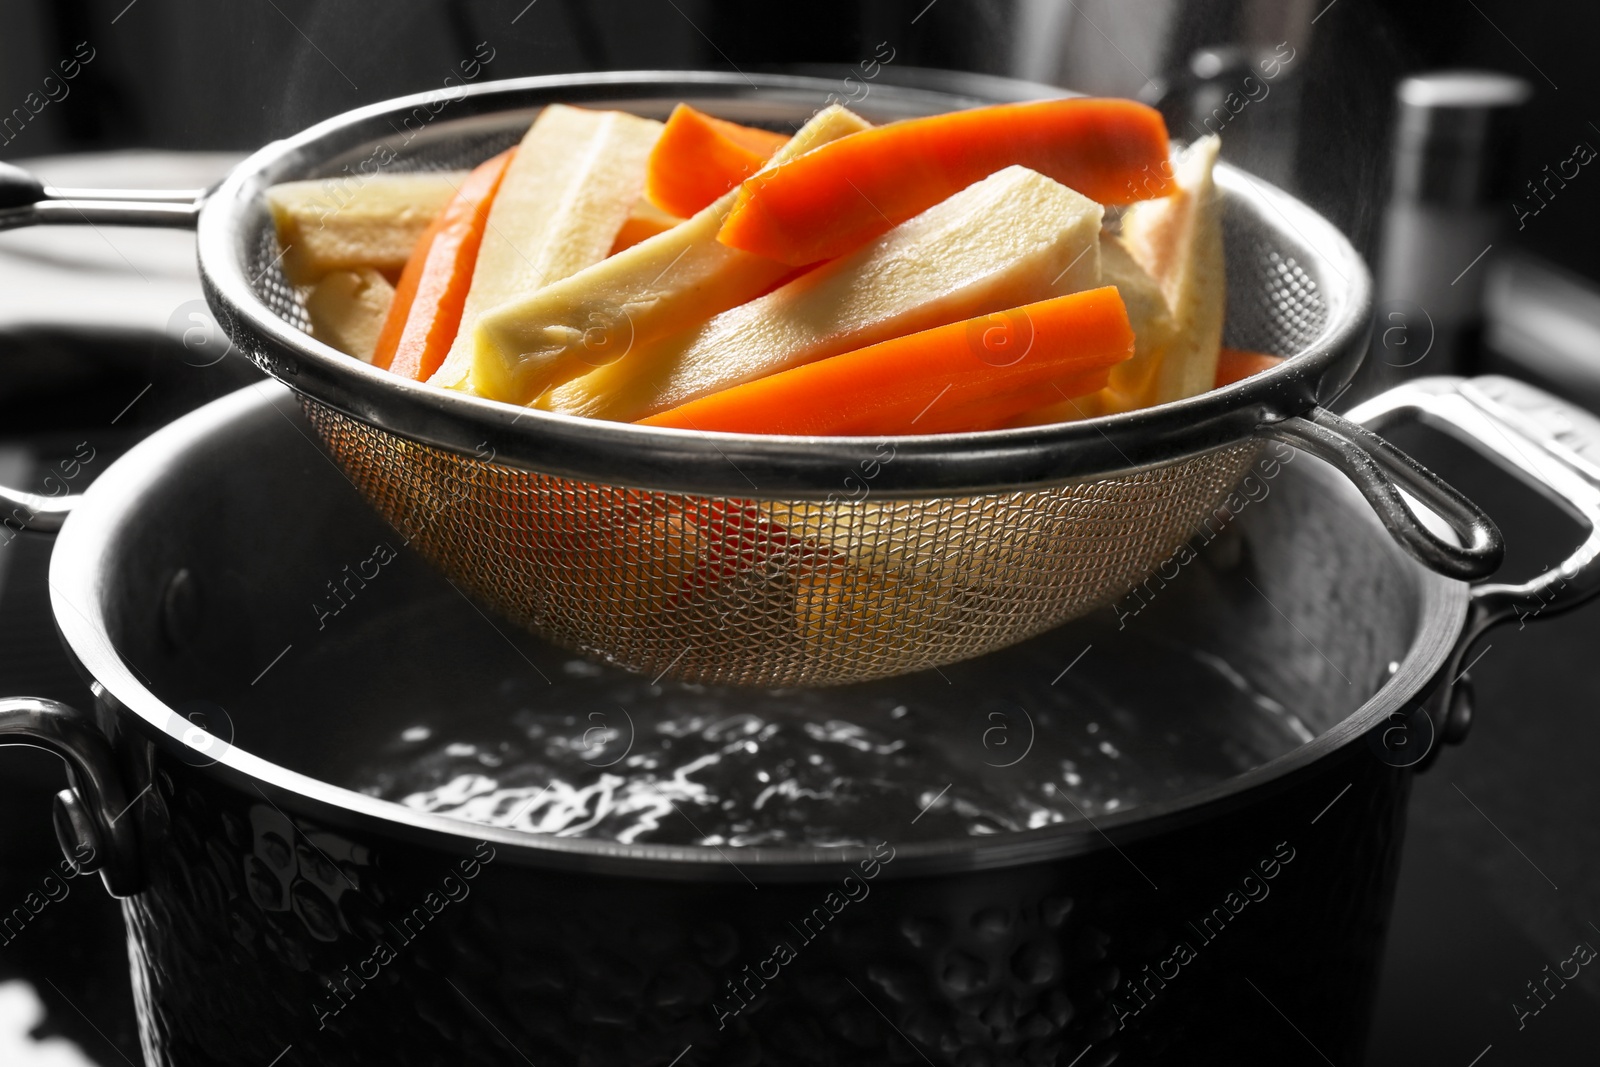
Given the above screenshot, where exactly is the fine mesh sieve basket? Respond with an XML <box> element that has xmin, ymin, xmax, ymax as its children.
<box><xmin>0</xmin><ymin>72</ymin><xmax>1502</xmax><ymax>686</ymax></box>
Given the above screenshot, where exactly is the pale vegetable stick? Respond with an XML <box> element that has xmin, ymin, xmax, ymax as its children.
<box><xmin>1012</xmin><ymin>232</ymin><xmax>1176</xmax><ymax>425</ymax></box>
<box><xmin>1098</xmin><ymin>231</ymin><xmax>1179</xmax><ymax>407</ymax></box>
<box><xmin>1119</xmin><ymin>135</ymin><xmax>1225</xmax><ymax>405</ymax></box>
<box><xmin>266</xmin><ymin>172</ymin><xmax>465</xmax><ymax>285</ymax></box>
<box><xmin>546</xmin><ymin>165</ymin><xmax>1104</xmax><ymax>422</ymax></box>
<box><xmin>428</xmin><ymin>104</ymin><xmax>663</xmax><ymax>390</ymax></box>
<box><xmin>305</xmin><ymin>268</ymin><xmax>395</xmax><ymax>362</ymax></box>
<box><xmin>465</xmin><ymin>105</ymin><xmax>873</xmax><ymax>404</ymax></box>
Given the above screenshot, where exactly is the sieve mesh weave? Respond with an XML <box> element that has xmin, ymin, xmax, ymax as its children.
<box><xmin>302</xmin><ymin>402</ymin><xmax>1258</xmax><ymax>686</ymax></box>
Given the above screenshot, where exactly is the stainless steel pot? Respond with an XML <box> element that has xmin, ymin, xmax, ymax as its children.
<box><xmin>2</xmin><ymin>373</ymin><xmax>1595</xmax><ymax>1065</ymax></box>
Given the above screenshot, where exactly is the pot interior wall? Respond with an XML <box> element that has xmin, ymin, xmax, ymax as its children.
<box><xmin>95</xmin><ymin>391</ymin><xmax>1427</xmax><ymax>840</ymax></box>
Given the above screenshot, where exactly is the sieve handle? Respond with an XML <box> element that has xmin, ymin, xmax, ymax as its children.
<box><xmin>0</xmin><ymin>161</ymin><xmax>206</xmax><ymax>532</ymax></box>
<box><xmin>1348</xmin><ymin>375</ymin><xmax>1600</xmax><ymax>631</ymax></box>
<box><xmin>0</xmin><ymin>486</ymin><xmax>74</xmax><ymax>535</ymax></box>
<box><xmin>0</xmin><ymin>160</ymin><xmax>203</xmax><ymax>231</ymax></box>
<box><xmin>1266</xmin><ymin>405</ymin><xmax>1504</xmax><ymax>581</ymax></box>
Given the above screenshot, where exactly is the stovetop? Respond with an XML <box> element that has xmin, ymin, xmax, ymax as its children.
<box><xmin>0</xmin><ymin>154</ymin><xmax>1595</xmax><ymax>1066</ymax></box>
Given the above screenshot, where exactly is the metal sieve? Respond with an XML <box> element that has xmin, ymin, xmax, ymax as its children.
<box><xmin>0</xmin><ymin>72</ymin><xmax>1501</xmax><ymax>686</ymax></box>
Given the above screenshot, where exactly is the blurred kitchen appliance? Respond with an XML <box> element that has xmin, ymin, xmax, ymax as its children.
<box><xmin>1354</xmin><ymin>71</ymin><xmax>1531</xmax><ymax>402</ymax></box>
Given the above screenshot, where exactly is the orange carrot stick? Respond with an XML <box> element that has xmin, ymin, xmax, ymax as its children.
<box><xmin>917</xmin><ymin>366</ymin><xmax>1114</xmax><ymax>434</ymax></box>
<box><xmin>645</xmin><ymin>104</ymin><xmax>790</xmax><ymax>218</ymax></box>
<box><xmin>1214</xmin><ymin>347</ymin><xmax>1284</xmax><ymax>388</ymax></box>
<box><xmin>372</xmin><ymin>148</ymin><xmax>516</xmax><ymax>379</ymax></box>
<box><xmin>639</xmin><ymin>287</ymin><xmax>1133</xmax><ymax>436</ymax></box>
<box><xmin>717</xmin><ymin>98</ymin><xmax>1174</xmax><ymax>266</ymax></box>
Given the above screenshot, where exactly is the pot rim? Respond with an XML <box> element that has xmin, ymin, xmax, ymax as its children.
<box><xmin>50</xmin><ymin>383</ymin><xmax>1468</xmax><ymax>883</ymax></box>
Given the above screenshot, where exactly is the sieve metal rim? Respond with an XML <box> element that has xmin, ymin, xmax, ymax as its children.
<box><xmin>197</xmin><ymin>70</ymin><xmax>1372</xmax><ymax>502</ymax></box>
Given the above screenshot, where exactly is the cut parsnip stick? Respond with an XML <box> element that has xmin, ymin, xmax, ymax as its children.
<box><xmin>1005</xmin><ymin>232</ymin><xmax>1177</xmax><ymax>425</ymax></box>
<box><xmin>465</xmin><ymin>105</ymin><xmax>873</xmax><ymax>405</ymax></box>
<box><xmin>1119</xmin><ymin>135</ymin><xmax>1225</xmax><ymax>405</ymax></box>
<box><xmin>547</xmin><ymin>165</ymin><xmax>1104</xmax><ymax>422</ymax></box>
<box><xmin>428</xmin><ymin>105</ymin><xmax>663</xmax><ymax>390</ymax></box>
<box><xmin>1098</xmin><ymin>231</ymin><xmax>1178</xmax><ymax>407</ymax></box>
<box><xmin>306</xmin><ymin>268</ymin><xmax>395</xmax><ymax>362</ymax></box>
<box><xmin>266</xmin><ymin>172</ymin><xmax>465</xmax><ymax>285</ymax></box>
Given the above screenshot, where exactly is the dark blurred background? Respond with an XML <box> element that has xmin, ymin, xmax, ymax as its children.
<box><xmin>0</xmin><ymin>1</ymin><xmax>1596</xmax><ymax>1064</ymax></box>
<box><xmin>1</xmin><ymin>0</ymin><xmax>1597</xmax><ymax>280</ymax></box>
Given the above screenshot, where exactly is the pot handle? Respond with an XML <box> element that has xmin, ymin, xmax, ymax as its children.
<box><xmin>1</xmin><ymin>487</ymin><xmax>75</xmax><ymax>535</ymax></box>
<box><xmin>0</xmin><ymin>159</ymin><xmax>204</xmax><ymax>231</ymax></box>
<box><xmin>1348</xmin><ymin>375</ymin><xmax>1600</xmax><ymax>632</ymax></box>
<box><xmin>1264</xmin><ymin>405</ymin><xmax>1505</xmax><ymax>581</ymax></box>
<box><xmin>0</xmin><ymin>162</ymin><xmax>208</xmax><ymax>531</ymax></box>
<box><xmin>0</xmin><ymin>697</ymin><xmax>142</xmax><ymax>897</ymax></box>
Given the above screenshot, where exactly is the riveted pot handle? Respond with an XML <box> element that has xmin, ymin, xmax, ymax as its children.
<box><xmin>0</xmin><ymin>698</ymin><xmax>142</xmax><ymax>897</ymax></box>
<box><xmin>1348</xmin><ymin>375</ymin><xmax>1600</xmax><ymax>632</ymax></box>
<box><xmin>1264</xmin><ymin>406</ymin><xmax>1505</xmax><ymax>581</ymax></box>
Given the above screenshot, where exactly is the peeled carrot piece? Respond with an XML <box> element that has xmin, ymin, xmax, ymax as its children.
<box><xmin>666</xmin><ymin>500</ymin><xmax>828</xmax><ymax>606</ymax></box>
<box><xmin>717</xmin><ymin>98</ymin><xmax>1174</xmax><ymax>266</ymax></box>
<box><xmin>918</xmin><ymin>366</ymin><xmax>1114</xmax><ymax>434</ymax></box>
<box><xmin>1012</xmin><ymin>334</ymin><xmax>1266</xmax><ymax>427</ymax></box>
<box><xmin>372</xmin><ymin>149</ymin><xmax>515</xmax><ymax>379</ymax></box>
<box><xmin>640</xmin><ymin>287</ymin><xmax>1133</xmax><ymax>436</ymax></box>
<box><xmin>646</xmin><ymin>104</ymin><xmax>790</xmax><ymax>218</ymax></box>
<box><xmin>1215</xmin><ymin>347</ymin><xmax>1284</xmax><ymax>388</ymax></box>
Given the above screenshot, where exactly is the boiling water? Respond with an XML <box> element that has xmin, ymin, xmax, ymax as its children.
<box><xmin>349</xmin><ymin>634</ymin><xmax>1312</xmax><ymax>848</ymax></box>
